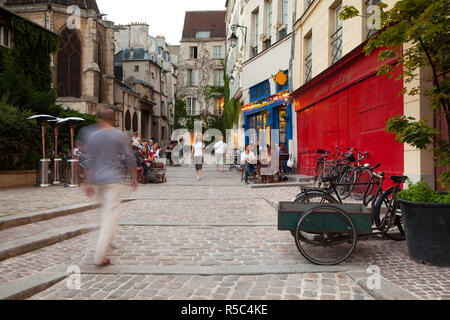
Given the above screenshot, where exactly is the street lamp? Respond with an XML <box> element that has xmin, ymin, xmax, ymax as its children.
<box><xmin>228</xmin><ymin>24</ymin><xmax>247</xmax><ymax>49</ymax></box>
<box><xmin>229</xmin><ymin>75</ymin><xmax>235</xmax><ymax>85</ymax></box>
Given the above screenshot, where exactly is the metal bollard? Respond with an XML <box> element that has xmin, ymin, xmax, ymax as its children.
<box><xmin>65</xmin><ymin>159</ymin><xmax>80</xmax><ymax>188</ymax></box>
<box><xmin>36</xmin><ymin>159</ymin><xmax>51</xmax><ymax>187</ymax></box>
<box><xmin>52</xmin><ymin>158</ymin><xmax>63</xmax><ymax>185</ymax></box>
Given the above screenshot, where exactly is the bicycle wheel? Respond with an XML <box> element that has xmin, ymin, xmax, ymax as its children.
<box><xmin>293</xmin><ymin>192</ymin><xmax>339</xmax><ymax>204</ymax></box>
<box><xmin>352</xmin><ymin>168</ymin><xmax>373</xmax><ymax>201</ymax></box>
<box><xmin>337</xmin><ymin>168</ymin><xmax>355</xmax><ymax>200</ymax></box>
<box><xmin>373</xmin><ymin>188</ymin><xmax>406</xmax><ymax>241</ymax></box>
<box><xmin>294</xmin><ymin>205</ymin><xmax>357</xmax><ymax>265</ymax></box>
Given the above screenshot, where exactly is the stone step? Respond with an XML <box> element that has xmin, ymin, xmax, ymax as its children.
<box><xmin>0</xmin><ymin>224</ymin><xmax>98</xmax><ymax>262</ymax></box>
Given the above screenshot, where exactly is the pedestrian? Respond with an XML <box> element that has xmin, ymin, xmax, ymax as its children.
<box><xmin>214</xmin><ymin>136</ymin><xmax>227</xmax><ymax>172</ymax></box>
<box><xmin>191</xmin><ymin>134</ymin><xmax>205</xmax><ymax>181</ymax></box>
<box><xmin>84</xmin><ymin>105</ymin><xmax>138</xmax><ymax>267</ymax></box>
<box><xmin>241</xmin><ymin>144</ymin><xmax>256</xmax><ymax>184</ymax></box>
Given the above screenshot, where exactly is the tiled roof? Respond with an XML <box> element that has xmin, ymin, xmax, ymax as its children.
<box><xmin>182</xmin><ymin>11</ymin><xmax>226</xmax><ymax>40</ymax></box>
<box><xmin>4</xmin><ymin>0</ymin><xmax>100</xmax><ymax>14</ymax></box>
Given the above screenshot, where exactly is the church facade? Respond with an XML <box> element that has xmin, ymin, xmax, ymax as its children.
<box><xmin>2</xmin><ymin>0</ymin><xmax>116</xmax><ymax>115</ymax></box>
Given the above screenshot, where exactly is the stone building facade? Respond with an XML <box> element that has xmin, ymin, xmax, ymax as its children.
<box><xmin>178</xmin><ymin>11</ymin><xmax>226</xmax><ymax>116</ymax></box>
<box><xmin>113</xmin><ymin>23</ymin><xmax>178</xmax><ymax>146</ymax></box>
<box><xmin>2</xmin><ymin>0</ymin><xmax>116</xmax><ymax>115</ymax></box>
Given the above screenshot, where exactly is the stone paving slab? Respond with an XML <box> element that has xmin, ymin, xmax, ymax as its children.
<box><xmin>29</xmin><ymin>273</ymin><xmax>374</xmax><ymax>300</ymax></box>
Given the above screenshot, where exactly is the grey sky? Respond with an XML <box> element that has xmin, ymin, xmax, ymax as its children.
<box><xmin>96</xmin><ymin>0</ymin><xmax>227</xmax><ymax>45</ymax></box>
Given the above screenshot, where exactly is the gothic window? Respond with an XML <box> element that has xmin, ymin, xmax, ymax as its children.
<box><xmin>125</xmin><ymin>110</ymin><xmax>131</xmax><ymax>131</ymax></box>
<box><xmin>57</xmin><ymin>28</ymin><xmax>81</xmax><ymax>98</ymax></box>
<box><xmin>132</xmin><ymin>112</ymin><xmax>138</xmax><ymax>132</ymax></box>
<box><xmin>97</xmin><ymin>33</ymin><xmax>104</xmax><ymax>103</ymax></box>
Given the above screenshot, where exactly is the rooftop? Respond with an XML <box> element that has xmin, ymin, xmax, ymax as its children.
<box><xmin>182</xmin><ymin>11</ymin><xmax>226</xmax><ymax>40</ymax></box>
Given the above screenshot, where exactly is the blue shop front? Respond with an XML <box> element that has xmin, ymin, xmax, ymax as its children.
<box><xmin>243</xmin><ymin>74</ymin><xmax>293</xmax><ymax>154</ymax></box>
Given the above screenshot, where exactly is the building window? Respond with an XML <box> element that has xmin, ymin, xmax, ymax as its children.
<box><xmin>125</xmin><ymin>110</ymin><xmax>131</xmax><ymax>131</ymax></box>
<box><xmin>215</xmin><ymin>97</ymin><xmax>224</xmax><ymax>115</ymax></box>
<box><xmin>331</xmin><ymin>3</ymin><xmax>343</xmax><ymax>64</ymax></box>
<box><xmin>134</xmin><ymin>65</ymin><xmax>140</xmax><ymax>72</ymax></box>
<box><xmin>305</xmin><ymin>34</ymin><xmax>312</xmax><ymax>82</ymax></box>
<box><xmin>0</xmin><ymin>26</ymin><xmax>10</xmax><ymax>48</ymax></box>
<box><xmin>132</xmin><ymin>112</ymin><xmax>138</xmax><ymax>132</ymax></box>
<box><xmin>196</xmin><ymin>31</ymin><xmax>211</xmax><ymax>39</ymax></box>
<box><xmin>187</xmin><ymin>69</ymin><xmax>198</xmax><ymax>86</ymax></box>
<box><xmin>57</xmin><ymin>28</ymin><xmax>81</xmax><ymax>98</ymax></box>
<box><xmin>253</xmin><ymin>10</ymin><xmax>259</xmax><ymax>51</ymax></box>
<box><xmin>250</xmin><ymin>80</ymin><xmax>270</xmax><ymax>103</ymax></box>
<box><xmin>282</xmin><ymin>0</ymin><xmax>289</xmax><ymax>26</ymax></box>
<box><xmin>267</xmin><ymin>0</ymin><xmax>273</xmax><ymax>38</ymax></box>
<box><xmin>187</xmin><ymin>97</ymin><xmax>197</xmax><ymax>115</ymax></box>
<box><xmin>365</xmin><ymin>0</ymin><xmax>381</xmax><ymax>39</ymax></box>
<box><xmin>213</xmin><ymin>46</ymin><xmax>222</xmax><ymax>59</ymax></box>
<box><xmin>189</xmin><ymin>46</ymin><xmax>198</xmax><ymax>59</ymax></box>
<box><xmin>214</xmin><ymin>69</ymin><xmax>224</xmax><ymax>87</ymax></box>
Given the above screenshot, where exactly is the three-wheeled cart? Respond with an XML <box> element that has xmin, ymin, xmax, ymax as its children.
<box><xmin>278</xmin><ymin>202</ymin><xmax>374</xmax><ymax>265</ymax></box>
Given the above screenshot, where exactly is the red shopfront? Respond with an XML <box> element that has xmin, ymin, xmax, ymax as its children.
<box><xmin>292</xmin><ymin>42</ymin><xmax>404</xmax><ymax>180</ymax></box>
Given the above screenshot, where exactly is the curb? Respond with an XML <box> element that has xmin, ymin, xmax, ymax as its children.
<box><xmin>0</xmin><ymin>271</ymin><xmax>67</xmax><ymax>300</ymax></box>
<box><xmin>0</xmin><ymin>199</ymin><xmax>135</xmax><ymax>231</ymax></box>
<box><xmin>49</xmin><ymin>263</ymin><xmax>361</xmax><ymax>276</ymax></box>
<box><xmin>250</xmin><ymin>182</ymin><xmax>312</xmax><ymax>189</ymax></box>
<box><xmin>346</xmin><ymin>270</ymin><xmax>420</xmax><ymax>300</ymax></box>
<box><xmin>0</xmin><ymin>224</ymin><xmax>98</xmax><ymax>262</ymax></box>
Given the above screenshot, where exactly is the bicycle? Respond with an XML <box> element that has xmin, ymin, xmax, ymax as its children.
<box><xmin>372</xmin><ymin>175</ymin><xmax>407</xmax><ymax>241</ymax></box>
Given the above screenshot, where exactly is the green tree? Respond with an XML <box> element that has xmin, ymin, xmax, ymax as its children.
<box><xmin>341</xmin><ymin>0</ymin><xmax>450</xmax><ymax>188</ymax></box>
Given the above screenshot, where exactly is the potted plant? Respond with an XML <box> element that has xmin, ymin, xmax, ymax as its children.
<box><xmin>274</xmin><ymin>22</ymin><xmax>286</xmax><ymax>33</ymax></box>
<box><xmin>340</xmin><ymin>0</ymin><xmax>449</xmax><ymax>266</ymax></box>
<box><xmin>396</xmin><ymin>180</ymin><xmax>450</xmax><ymax>266</ymax></box>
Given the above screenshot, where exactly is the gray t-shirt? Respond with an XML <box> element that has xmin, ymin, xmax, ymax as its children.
<box><xmin>86</xmin><ymin>127</ymin><xmax>136</xmax><ymax>185</ymax></box>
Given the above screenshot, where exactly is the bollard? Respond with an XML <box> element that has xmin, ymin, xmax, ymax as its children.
<box><xmin>36</xmin><ymin>159</ymin><xmax>51</xmax><ymax>187</ymax></box>
<box><xmin>52</xmin><ymin>158</ymin><xmax>63</xmax><ymax>185</ymax></box>
<box><xmin>65</xmin><ymin>159</ymin><xmax>80</xmax><ymax>188</ymax></box>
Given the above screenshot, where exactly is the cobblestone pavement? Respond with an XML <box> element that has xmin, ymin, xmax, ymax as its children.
<box><xmin>30</xmin><ymin>273</ymin><xmax>373</xmax><ymax>300</ymax></box>
<box><xmin>1</xmin><ymin>165</ymin><xmax>449</xmax><ymax>300</ymax></box>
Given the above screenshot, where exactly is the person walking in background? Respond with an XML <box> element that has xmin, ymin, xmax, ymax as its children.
<box><xmin>84</xmin><ymin>105</ymin><xmax>137</xmax><ymax>267</ymax></box>
<box><xmin>214</xmin><ymin>136</ymin><xmax>227</xmax><ymax>172</ymax></box>
<box><xmin>191</xmin><ymin>134</ymin><xmax>205</xmax><ymax>181</ymax></box>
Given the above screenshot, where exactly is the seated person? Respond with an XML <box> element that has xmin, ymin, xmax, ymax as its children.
<box><xmin>241</xmin><ymin>144</ymin><xmax>256</xmax><ymax>184</ymax></box>
<box><xmin>134</xmin><ymin>146</ymin><xmax>149</xmax><ymax>179</ymax></box>
<box><xmin>260</xmin><ymin>145</ymin><xmax>279</xmax><ymax>181</ymax></box>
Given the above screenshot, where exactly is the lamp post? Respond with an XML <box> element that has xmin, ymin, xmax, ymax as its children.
<box><xmin>228</xmin><ymin>24</ymin><xmax>247</xmax><ymax>49</ymax></box>
<box><xmin>28</xmin><ymin>115</ymin><xmax>56</xmax><ymax>187</ymax></box>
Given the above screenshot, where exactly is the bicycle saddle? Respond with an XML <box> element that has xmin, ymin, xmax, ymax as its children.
<box><xmin>390</xmin><ymin>176</ymin><xmax>408</xmax><ymax>183</ymax></box>
<box><xmin>317</xmin><ymin>149</ymin><xmax>328</xmax><ymax>154</ymax></box>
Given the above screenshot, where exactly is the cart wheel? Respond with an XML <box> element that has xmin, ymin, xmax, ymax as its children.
<box><xmin>294</xmin><ymin>205</ymin><xmax>357</xmax><ymax>265</ymax></box>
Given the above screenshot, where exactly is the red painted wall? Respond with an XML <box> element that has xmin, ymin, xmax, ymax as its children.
<box><xmin>294</xmin><ymin>46</ymin><xmax>404</xmax><ymax>181</ymax></box>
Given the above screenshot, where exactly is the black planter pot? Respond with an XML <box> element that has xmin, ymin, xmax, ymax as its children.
<box><xmin>399</xmin><ymin>199</ymin><xmax>450</xmax><ymax>267</ymax></box>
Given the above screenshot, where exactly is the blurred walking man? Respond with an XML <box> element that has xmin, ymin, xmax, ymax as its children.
<box><xmin>84</xmin><ymin>105</ymin><xmax>137</xmax><ymax>266</ymax></box>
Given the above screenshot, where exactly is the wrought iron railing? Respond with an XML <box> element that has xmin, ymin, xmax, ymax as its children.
<box><xmin>331</xmin><ymin>26</ymin><xmax>342</xmax><ymax>64</ymax></box>
<box><xmin>251</xmin><ymin>46</ymin><xmax>258</xmax><ymax>58</ymax></box>
<box><xmin>305</xmin><ymin>53</ymin><xmax>312</xmax><ymax>82</ymax></box>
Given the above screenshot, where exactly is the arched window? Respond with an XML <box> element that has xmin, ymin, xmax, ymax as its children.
<box><xmin>125</xmin><ymin>110</ymin><xmax>131</xmax><ymax>131</ymax></box>
<box><xmin>132</xmin><ymin>112</ymin><xmax>138</xmax><ymax>133</ymax></box>
<box><xmin>57</xmin><ymin>28</ymin><xmax>81</xmax><ymax>98</ymax></box>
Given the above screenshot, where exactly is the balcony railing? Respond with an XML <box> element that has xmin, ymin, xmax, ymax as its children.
<box><xmin>305</xmin><ymin>53</ymin><xmax>312</xmax><ymax>82</ymax></box>
<box><xmin>251</xmin><ymin>46</ymin><xmax>258</xmax><ymax>58</ymax></box>
<box><xmin>278</xmin><ymin>28</ymin><xmax>287</xmax><ymax>41</ymax></box>
<box><xmin>331</xmin><ymin>26</ymin><xmax>342</xmax><ymax>64</ymax></box>
<box><xmin>263</xmin><ymin>39</ymin><xmax>271</xmax><ymax>51</ymax></box>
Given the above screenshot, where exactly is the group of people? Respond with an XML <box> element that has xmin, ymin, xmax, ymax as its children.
<box><xmin>130</xmin><ymin>133</ymin><xmax>169</xmax><ymax>183</ymax></box>
<box><xmin>191</xmin><ymin>134</ymin><xmax>228</xmax><ymax>181</ymax></box>
<box><xmin>240</xmin><ymin>143</ymin><xmax>280</xmax><ymax>184</ymax></box>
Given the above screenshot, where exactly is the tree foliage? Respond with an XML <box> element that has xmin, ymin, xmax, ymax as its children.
<box><xmin>341</xmin><ymin>0</ymin><xmax>450</xmax><ymax>189</ymax></box>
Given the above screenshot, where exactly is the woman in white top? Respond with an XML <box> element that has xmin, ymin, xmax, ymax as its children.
<box><xmin>191</xmin><ymin>134</ymin><xmax>205</xmax><ymax>181</ymax></box>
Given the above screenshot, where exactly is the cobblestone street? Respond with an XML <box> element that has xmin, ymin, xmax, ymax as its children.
<box><xmin>1</xmin><ymin>165</ymin><xmax>449</xmax><ymax>300</ymax></box>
